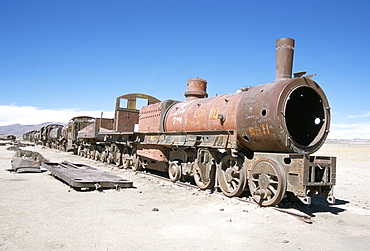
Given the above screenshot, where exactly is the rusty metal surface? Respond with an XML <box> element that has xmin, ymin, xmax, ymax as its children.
<box><xmin>138</xmin><ymin>102</ymin><xmax>164</xmax><ymax>133</ymax></box>
<box><xmin>184</xmin><ymin>78</ymin><xmax>208</xmax><ymax>101</ymax></box>
<box><xmin>77</xmin><ymin>118</ymin><xmax>114</xmax><ymax>139</ymax></box>
<box><xmin>236</xmin><ymin>77</ymin><xmax>330</xmax><ymax>154</ymax></box>
<box><xmin>42</xmin><ymin>162</ymin><xmax>133</xmax><ymax>189</ymax></box>
<box><xmin>161</xmin><ymin>39</ymin><xmax>330</xmax><ymax>154</ymax></box>
<box><xmin>138</xmin><ymin>100</ymin><xmax>178</xmax><ymax>133</ymax></box>
<box><xmin>275</xmin><ymin>38</ymin><xmax>295</xmax><ymax>81</ymax></box>
<box><xmin>114</xmin><ymin>93</ymin><xmax>161</xmax><ymax>132</ymax></box>
<box><xmin>163</xmin><ymin>77</ymin><xmax>330</xmax><ymax>154</ymax></box>
<box><xmin>247</xmin><ymin>152</ymin><xmax>336</xmax><ymax>205</ymax></box>
<box><xmin>49</xmin><ymin>126</ymin><xmax>63</xmax><ymax>139</ymax></box>
<box><xmin>137</xmin><ymin>144</ymin><xmax>169</xmax><ymax>162</ymax></box>
<box><xmin>62</xmin><ymin>116</ymin><xmax>95</xmax><ymax>151</ymax></box>
<box><xmin>9</xmin><ymin>157</ymin><xmax>41</xmax><ymax>173</ymax></box>
<box><xmin>164</xmin><ymin>93</ymin><xmax>242</xmax><ymax>132</ymax></box>
<box><xmin>141</xmin><ymin>130</ymin><xmax>237</xmax><ymax>149</ymax></box>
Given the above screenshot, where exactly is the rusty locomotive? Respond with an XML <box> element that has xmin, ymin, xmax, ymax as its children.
<box><xmin>23</xmin><ymin>38</ymin><xmax>336</xmax><ymax>206</ymax></box>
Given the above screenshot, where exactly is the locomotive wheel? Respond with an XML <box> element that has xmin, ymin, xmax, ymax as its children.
<box><xmin>100</xmin><ymin>151</ymin><xmax>108</xmax><ymax>162</ymax></box>
<box><xmin>122</xmin><ymin>147</ymin><xmax>131</xmax><ymax>169</ymax></box>
<box><xmin>88</xmin><ymin>149</ymin><xmax>94</xmax><ymax>159</ymax></box>
<box><xmin>217</xmin><ymin>155</ymin><xmax>247</xmax><ymax>197</ymax></box>
<box><xmin>132</xmin><ymin>153</ymin><xmax>144</xmax><ymax>171</ymax></box>
<box><xmin>168</xmin><ymin>161</ymin><xmax>181</xmax><ymax>182</ymax></box>
<box><xmin>193</xmin><ymin>149</ymin><xmax>216</xmax><ymax>189</ymax></box>
<box><xmin>248</xmin><ymin>158</ymin><xmax>287</xmax><ymax>206</ymax></box>
<box><xmin>94</xmin><ymin>151</ymin><xmax>101</xmax><ymax>161</ymax></box>
<box><xmin>107</xmin><ymin>152</ymin><xmax>114</xmax><ymax>164</ymax></box>
<box><xmin>115</xmin><ymin>152</ymin><xmax>122</xmax><ymax>166</ymax></box>
<box><xmin>77</xmin><ymin>146</ymin><xmax>82</xmax><ymax>156</ymax></box>
<box><xmin>90</xmin><ymin>150</ymin><xmax>96</xmax><ymax>159</ymax></box>
<box><xmin>114</xmin><ymin>148</ymin><xmax>122</xmax><ymax>167</ymax></box>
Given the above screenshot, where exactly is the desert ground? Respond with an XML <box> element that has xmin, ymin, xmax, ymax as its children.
<box><xmin>0</xmin><ymin>140</ymin><xmax>369</xmax><ymax>250</ymax></box>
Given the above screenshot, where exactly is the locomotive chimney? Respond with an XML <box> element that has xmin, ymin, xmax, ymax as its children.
<box><xmin>184</xmin><ymin>78</ymin><xmax>208</xmax><ymax>101</ymax></box>
<box><xmin>275</xmin><ymin>38</ymin><xmax>295</xmax><ymax>81</ymax></box>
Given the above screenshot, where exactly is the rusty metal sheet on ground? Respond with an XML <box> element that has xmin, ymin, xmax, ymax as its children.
<box><xmin>9</xmin><ymin>157</ymin><xmax>41</xmax><ymax>173</ymax></box>
<box><xmin>41</xmin><ymin>162</ymin><xmax>133</xmax><ymax>190</ymax></box>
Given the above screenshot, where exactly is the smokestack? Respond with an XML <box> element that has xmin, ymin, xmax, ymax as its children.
<box><xmin>275</xmin><ymin>38</ymin><xmax>295</xmax><ymax>81</ymax></box>
<box><xmin>184</xmin><ymin>78</ymin><xmax>208</xmax><ymax>101</ymax></box>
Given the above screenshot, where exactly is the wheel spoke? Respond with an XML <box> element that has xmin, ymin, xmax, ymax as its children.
<box><xmin>268</xmin><ymin>184</ymin><xmax>277</xmax><ymax>196</ymax></box>
<box><xmin>194</xmin><ymin>150</ymin><xmax>216</xmax><ymax>189</ymax></box>
<box><xmin>269</xmin><ymin>179</ymin><xmax>279</xmax><ymax>185</ymax></box>
<box><xmin>248</xmin><ymin>158</ymin><xmax>287</xmax><ymax>206</ymax></box>
<box><xmin>217</xmin><ymin>155</ymin><xmax>246</xmax><ymax>197</ymax></box>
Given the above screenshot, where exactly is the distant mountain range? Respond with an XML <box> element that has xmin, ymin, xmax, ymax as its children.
<box><xmin>0</xmin><ymin>122</ymin><xmax>65</xmax><ymax>137</ymax></box>
<box><xmin>1</xmin><ymin>123</ymin><xmax>369</xmax><ymax>142</ymax></box>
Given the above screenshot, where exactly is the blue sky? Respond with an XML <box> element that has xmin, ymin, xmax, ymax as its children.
<box><xmin>1</xmin><ymin>0</ymin><xmax>369</xmax><ymax>139</ymax></box>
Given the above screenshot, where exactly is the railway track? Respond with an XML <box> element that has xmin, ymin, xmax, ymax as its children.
<box><xmin>130</xmin><ymin>167</ymin><xmax>312</xmax><ymax>222</ymax></box>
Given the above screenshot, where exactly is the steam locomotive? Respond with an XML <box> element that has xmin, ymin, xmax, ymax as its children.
<box><xmin>23</xmin><ymin>38</ymin><xmax>336</xmax><ymax>206</ymax></box>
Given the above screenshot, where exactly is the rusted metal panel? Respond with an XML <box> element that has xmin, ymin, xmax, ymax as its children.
<box><xmin>115</xmin><ymin>110</ymin><xmax>139</xmax><ymax>132</ymax></box>
<box><xmin>42</xmin><ymin>162</ymin><xmax>133</xmax><ymax>189</ymax></box>
<box><xmin>115</xmin><ymin>93</ymin><xmax>161</xmax><ymax>111</ymax></box>
<box><xmin>77</xmin><ymin>123</ymin><xmax>96</xmax><ymax>139</ymax></box>
<box><xmin>78</xmin><ymin>118</ymin><xmax>114</xmax><ymax>139</ymax></box>
<box><xmin>141</xmin><ymin>130</ymin><xmax>237</xmax><ymax>149</ymax></box>
<box><xmin>138</xmin><ymin>102</ymin><xmax>163</xmax><ymax>132</ymax></box>
<box><xmin>138</xmin><ymin>100</ymin><xmax>178</xmax><ymax>133</ymax></box>
<box><xmin>114</xmin><ymin>93</ymin><xmax>161</xmax><ymax>132</ymax></box>
<box><xmin>62</xmin><ymin>116</ymin><xmax>95</xmax><ymax>151</ymax></box>
<box><xmin>164</xmin><ymin>93</ymin><xmax>242</xmax><ymax>132</ymax></box>
<box><xmin>49</xmin><ymin>126</ymin><xmax>63</xmax><ymax>139</ymax></box>
<box><xmin>9</xmin><ymin>157</ymin><xmax>41</xmax><ymax>173</ymax></box>
<box><xmin>98</xmin><ymin>118</ymin><xmax>114</xmax><ymax>131</ymax></box>
<box><xmin>137</xmin><ymin>144</ymin><xmax>169</xmax><ymax>162</ymax></box>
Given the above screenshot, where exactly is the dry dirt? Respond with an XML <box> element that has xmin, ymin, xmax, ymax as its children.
<box><xmin>0</xmin><ymin>141</ymin><xmax>369</xmax><ymax>250</ymax></box>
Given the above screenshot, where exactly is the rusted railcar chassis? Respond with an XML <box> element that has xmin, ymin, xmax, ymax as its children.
<box><xmin>134</xmin><ymin>130</ymin><xmax>335</xmax><ymax>206</ymax></box>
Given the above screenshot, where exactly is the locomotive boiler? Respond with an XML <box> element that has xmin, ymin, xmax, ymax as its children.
<box><xmin>136</xmin><ymin>38</ymin><xmax>336</xmax><ymax>206</ymax></box>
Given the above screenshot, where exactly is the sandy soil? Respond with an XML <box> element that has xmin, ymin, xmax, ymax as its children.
<box><xmin>0</xmin><ymin>141</ymin><xmax>369</xmax><ymax>250</ymax></box>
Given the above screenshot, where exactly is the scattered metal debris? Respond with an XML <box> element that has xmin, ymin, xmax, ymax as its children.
<box><xmin>7</xmin><ymin>150</ymin><xmax>47</xmax><ymax>173</ymax></box>
<box><xmin>273</xmin><ymin>207</ymin><xmax>312</xmax><ymax>223</ymax></box>
<box><xmin>14</xmin><ymin>149</ymin><xmax>48</xmax><ymax>163</ymax></box>
<box><xmin>6</xmin><ymin>146</ymin><xmax>20</xmax><ymax>151</ymax></box>
<box><xmin>8</xmin><ymin>157</ymin><xmax>42</xmax><ymax>173</ymax></box>
<box><xmin>42</xmin><ymin>162</ymin><xmax>133</xmax><ymax>190</ymax></box>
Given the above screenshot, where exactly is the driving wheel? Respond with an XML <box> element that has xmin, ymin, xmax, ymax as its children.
<box><xmin>122</xmin><ymin>147</ymin><xmax>132</xmax><ymax>169</ymax></box>
<box><xmin>217</xmin><ymin>155</ymin><xmax>247</xmax><ymax>197</ymax></box>
<box><xmin>193</xmin><ymin>149</ymin><xmax>216</xmax><ymax>189</ymax></box>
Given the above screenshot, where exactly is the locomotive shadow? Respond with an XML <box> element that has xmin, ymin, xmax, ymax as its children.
<box><xmin>281</xmin><ymin>195</ymin><xmax>349</xmax><ymax>217</ymax></box>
